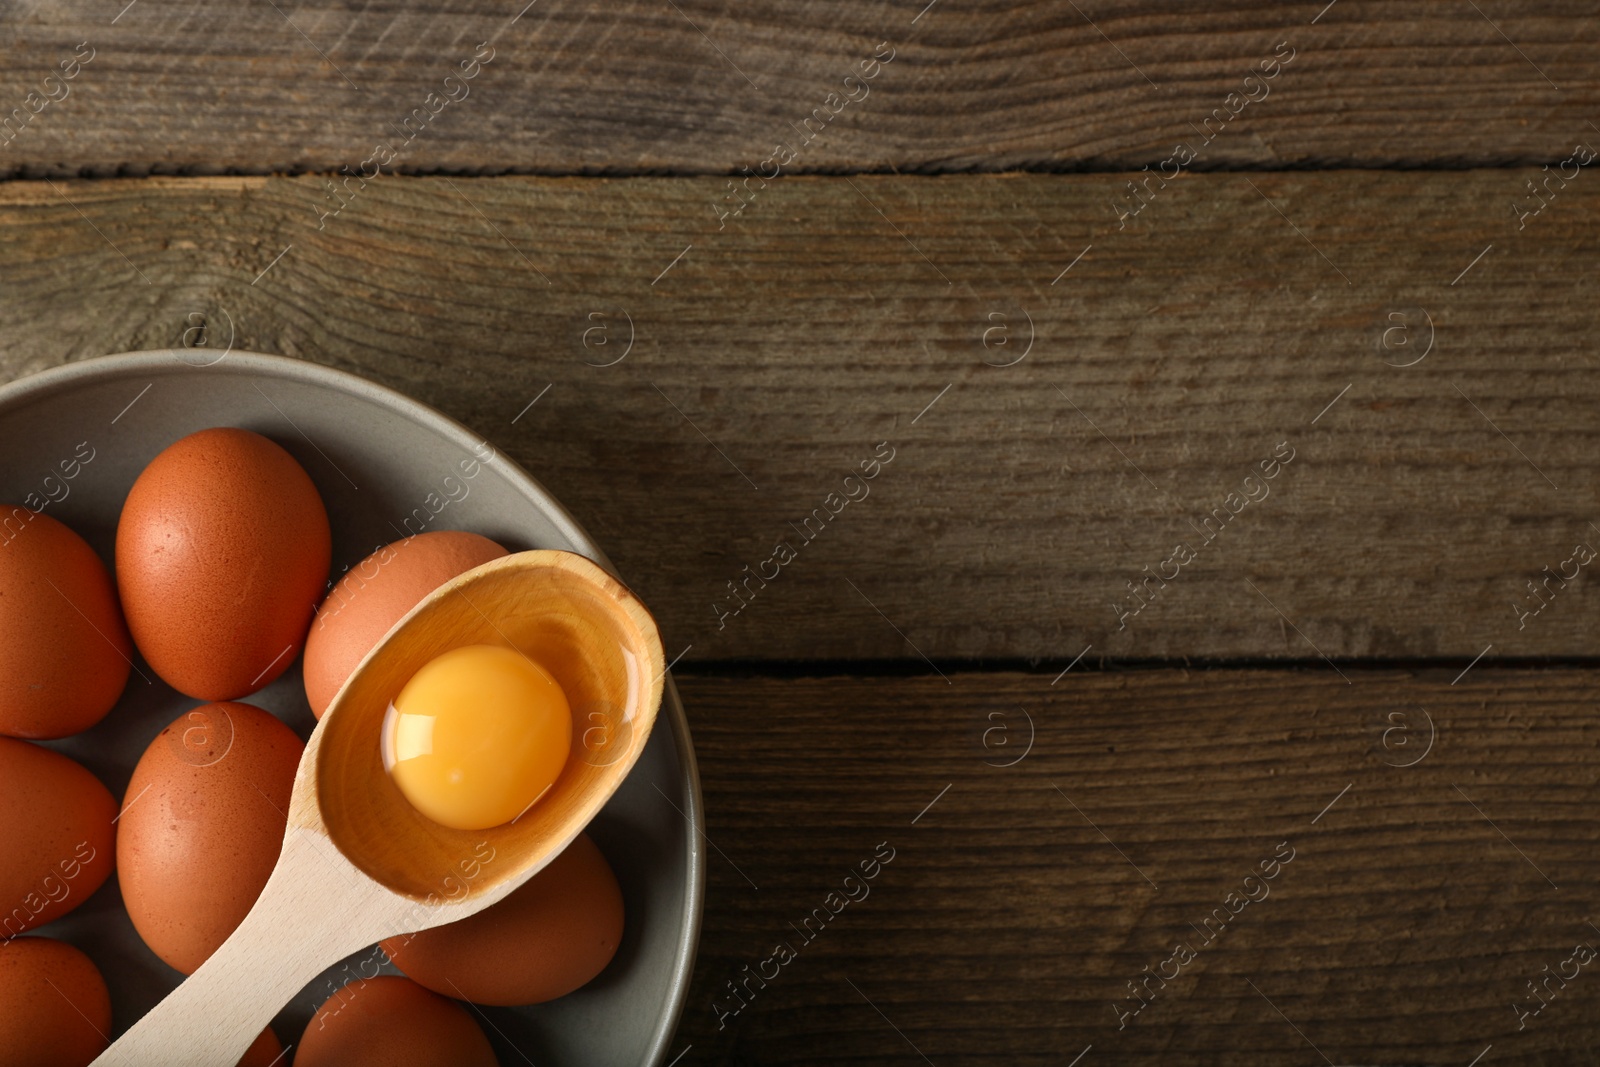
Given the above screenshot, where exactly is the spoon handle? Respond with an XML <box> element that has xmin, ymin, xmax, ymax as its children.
<box><xmin>92</xmin><ymin>828</ymin><xmax>408</xmax><ymax>1067</ymax></box>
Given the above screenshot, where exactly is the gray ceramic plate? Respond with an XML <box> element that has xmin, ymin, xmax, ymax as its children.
<box><xmin>0</xmin><ymin>350</ymin><xmax>703</xmax><ymax>1066</ymax></box>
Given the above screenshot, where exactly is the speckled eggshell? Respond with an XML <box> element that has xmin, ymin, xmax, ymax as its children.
<box><xmin>0</xmin><ymin>937</ymin><xmax>111</xmax><ymax>1067</ymax></box>
<box><xmin>116</xmin><ymin>702</ymin><xmax>303</xmax><ymax>974</ymax></box>
<box><xmin>0</xmin><ymin>738</ymin><xmax>115</xmax><ymax>938</ymax></box>
<box><xmin>115</xmin><ymin>427</ymin><xmax>331</xmax><ymax>701</ymax></box>
<box><xmin>296</xmin><ymin>976</ymin><xmax>498</xmax><ymax>1067</ymax></box>
<box><xmin>302</xmin><ymin>531</ymin><xmax>507</xmax><ymax>719</ymax></box>
<box><xmin>382</xmin><ymin>832</ymin><xmax>623</xmax><ymax>1006</ymax></box>
<box><xmin>0</xmin><ymin>510</ymin><xmax>131</xmax><ymax>739</ymax></box>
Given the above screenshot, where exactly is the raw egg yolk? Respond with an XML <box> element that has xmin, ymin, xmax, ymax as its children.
<box><xmin>382</xmin><ymin>644</ymin><xmax>571</xmax><ymax>831</ymax></box>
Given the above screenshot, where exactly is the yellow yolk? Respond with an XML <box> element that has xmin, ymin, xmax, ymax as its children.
<box><xmin>382</xmin><ymin>644</ymin><xmax>571</xmax><ymax>831</ymax></box>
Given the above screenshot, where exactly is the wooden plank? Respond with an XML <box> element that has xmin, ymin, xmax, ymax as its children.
<box><xmin>0</xmin><ymin>171</ymin><xmax>1598</xmax><ymax>663</ymax></box>
<box><xmin>671</xmin><ymin>668</ymin><xmax>1600</xmax><ymax>1065</ymax></box>
<box><xmin>0</xmin><ymin>1</ymin><xmax>1595</xmax><ymax>176</ymax></box>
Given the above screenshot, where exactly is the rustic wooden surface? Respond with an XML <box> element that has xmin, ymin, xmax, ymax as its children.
<box><xmin>2</xmin><ymin>173</ymin><xmax>1598</xmax><ymax>664</ymax></box>
<box><xmin>1</xmin><ymin>1</ymin><xmax>1596</xmax><ymax>177</ymax></box>
<box><xmin>674</xmin><ymin>668</ymin><xmax>1600</xmax><ymax>1066</ymax></box>
<box><xmin>4</xmin><ymin>3</ymin><xmax>1600</xmax><ymax>1061</ymax></box>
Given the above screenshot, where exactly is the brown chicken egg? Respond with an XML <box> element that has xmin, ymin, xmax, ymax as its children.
<box><xmin>0</xmin><ymin>937</ymin><xmax>111</xmax><ymax>1067</ymax></box>
<box><xmin>0</xmin><ymin>738</ymin><xmax>115</xmax><ymax>938</ymax></box>
<box><xmin>116</xmin><ymin>427</ymin><xmax>331</xmax><ymax>701</ymax></box>
<box><xmin>382</xmin><ymin>832</ymin><xmax>623</xmax><ymax>1005</ymax></box>
<box><xmin>296</xmin><ymin>976</ymin><xmax>498</xmax><ymax>1067</ymax></box>
<box><xmin>116</xmin><ymin>702</ymin><xmax>303</xmax><ymax>974</ymax></box>
<box><xmin>237</xmin><ymin>1026</ymin><xmax>284</xmax><ymax>1067</ymax></box>
<box><xmin>0</xmin><ymin>510</ymin><xmax>131</xmax><ymax>738</ymax></box>
<box><xmin>303</xmin><ymin>531</ymin><xmax>507</xmax><ymax>719</ymax></box>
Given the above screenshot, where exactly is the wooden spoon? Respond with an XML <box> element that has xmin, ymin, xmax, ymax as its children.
<box><xmin>92</xmin><ymin>549</ymin><xmax>665</xmax><ymax>1067</ymax></box>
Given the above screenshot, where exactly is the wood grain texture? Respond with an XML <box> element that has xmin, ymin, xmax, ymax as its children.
<box><xmin>1</xmin><ymin>171</ymin><xmax>1598</xmax><ymax>663</ymax></box>
<box><xmin>0</xmin><ymin>1</ymin><xmax>1596</xmax><ymax>176</ymax></box>
<box><xmin>671</xmin><ymin>668</ymin><xmax>1600</xmax><ymax>1065</ymax></box>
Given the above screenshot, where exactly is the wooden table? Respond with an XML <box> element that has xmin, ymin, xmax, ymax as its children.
<box><xmin>5</xmin><ymin>3</ymin><xmax>1599</xmax><ymax>1063</ymax></box>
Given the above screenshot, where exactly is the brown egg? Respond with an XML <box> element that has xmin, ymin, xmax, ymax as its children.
<box><xmin>0</xmin><ymin>937</ymin><xmax>111</xmax><ymax>1066</ymax></box>
<box><xmin>116</xmin><ymin>427</ymin><xmax>331</xmax><ymax>701</ymax></box>
<box><xmin>0</xmin><ymin>739</ymin><xmax>115</xmax><ymax>938</ymax></box>
<box><xmin>0</xmin><ymin>510</ymin><xmax>131</xmax><ymax>738</ymax></box>
<box><xmin>297</xmin><ymin>976</ymin><xmax>498</xmax><ymax>1067</ymax></box>
<box><xmin>383</xmin><ymin>832</ymin><xmax>623</xmax><ymax>1005</ymax></box>
<box><xmin>117</xmin><ymin>702</ymin><xmax>303</xmax><ymax>974</ymax></box>
<box><xmin>237</xmin><ymin>1026</ymin><xmax>283</xmax><ymax>1067</ymax></box>
<box><xmin>303</xmin><ymin>531</ymin><xmax>507</xmax><ymax>719</ymax></box>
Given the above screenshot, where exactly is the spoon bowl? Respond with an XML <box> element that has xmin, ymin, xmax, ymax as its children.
<box><xmin>315</xmin><ymin>549</ymin><xmax>664</xmax><ymax>901</ymax></box>
<box><xmin>93</xmin><ymin>549</ymin><xmax>665</xmax><ymax>1067</ymax></box>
